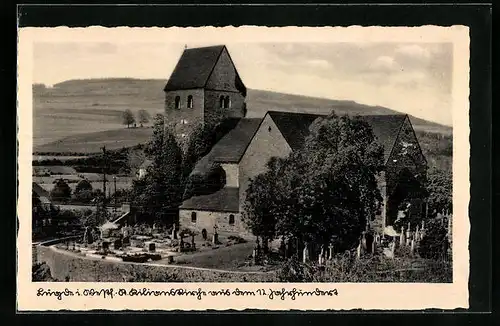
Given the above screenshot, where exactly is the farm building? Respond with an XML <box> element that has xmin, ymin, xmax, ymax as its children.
<box><xmin>164</xmin><ymin>45</ymin><xmax>428</xmax><ymax>237</ymax></box>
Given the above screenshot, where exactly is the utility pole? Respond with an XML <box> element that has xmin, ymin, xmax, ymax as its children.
<box><xmin>113</xmin><ymin>176</ymin><xmax>117</xmax><ymax>213</ymax></box>
<box><xmin>101</xmin><ymin>146</ymin><xmax>107</xmax><ymax>210</ymax></box>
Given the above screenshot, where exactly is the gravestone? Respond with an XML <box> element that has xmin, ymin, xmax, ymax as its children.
<box><xmin>328</xmin><ymin>243</ymin><xmax>334</xmax><ymax>260</ymax></box>
<box><xmin>212</xmin><ymin>225</ymin><xmax>219</xmax><ymax>244</ymax></box>
<box><xmin>318</xmin><ymin>245</ymin><xmax>325</xmax><ymax>265</ymax></box>
<box><xmin>356</xmin><ymin>241</ymin><xmax>361</xmax><ymax>259</ymax></box>
<box><xmin>149</xmin><ymin>242</ymin><xmax>156</xmax><ymax>252</ymax></box>
<box><xmin>410</xmin><ymin>239</ymin><xmax>415</xmax><ymax>255</ymax></box>
<box><xmin>172</xmin><ymin>224</ymin><xmax>177</xmax><ymax>240</ymax></box>
<box><xmin>302</xmin><ymin>242</ymin><xmax>309</xmax><ymax>263</ymax></box>
<box><xmin>122</xmin><ymin>236</ymin><xmax>130</xmax><ymax>247</ymax></box>
<box><xmin>279</xmin><ymin>238</ymin><xmax>286</xmax><ymax>258</ymax></box>
<box><xmin>400</xmin><ymin>227</ymin><xmax>406</xmax><ymax>246</ymax></box>
<box><xmin>102</xmin><ymin>241</ymin><xmax>110</xmax><ymax>252</ymax></box>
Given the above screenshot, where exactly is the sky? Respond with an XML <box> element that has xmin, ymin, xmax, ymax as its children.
<box><xmin>33</xmin><ymin>41</ymin><xmax>453</xmax><ymax>126</ymax></box>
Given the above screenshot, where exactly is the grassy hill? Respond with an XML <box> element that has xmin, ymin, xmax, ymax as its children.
<box><xmin>33</xmin><ymin>78</ymin><xmax>452</xmax><ymax>153</ymax></box>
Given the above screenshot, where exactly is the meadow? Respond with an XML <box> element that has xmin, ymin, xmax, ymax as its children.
<box><xmin>33</xmin><ymin>78</ymin><xmax>452</xmax><ymax>154</ymax></box>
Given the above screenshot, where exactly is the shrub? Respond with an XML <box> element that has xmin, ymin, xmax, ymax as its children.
<box><xmin>32</xmin><ymin>262</ymin><xmax>57</xmax><ymax>281</ymax></box>
<box><xmin>418</xmin><ymin>218</ymin><xmax>449</xmax><ymax>260</ymax></box>
<box><xmin>50</xmin><ymin>179</ymin><xmax>72</xmax><ymax>203</ymax></box>
<box><xmin>276</xmin><ymin>257</ymin><xmax>315</xmax><ymax>282</ymax></box>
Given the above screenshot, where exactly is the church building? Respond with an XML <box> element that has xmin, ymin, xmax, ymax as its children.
<box><xmin>164</xmin><ymin>45</ymin><xmax>428</xmax><ymax>237</ymax></box>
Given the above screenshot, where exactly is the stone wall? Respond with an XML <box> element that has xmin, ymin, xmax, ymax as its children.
<box><xmin>204</xmin><ymin>90</ymin><xmax>245</xmax><ymax>120</ymax></box>
<box><xmin>238</xmin><ymin>114</ymin><xmax>293</xmax><ymax>213</ymax></box>
<box><xmin>164</xmin><ymin>88</ymin><xmax>205</xmax><ymax>137</ymax></box>
<box><xmin>179</xmin><ymin>209</ymin><xmax>247</xmax><ymax>235</ymax></box>
<box><xmin>36</xmin><ymin>245</ymin><xmax>275</xmax><ymax>282</ymax></box>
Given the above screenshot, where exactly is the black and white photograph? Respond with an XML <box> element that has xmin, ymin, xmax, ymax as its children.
<box><xmin>18</xmin><ymin>25</ymin><xmax>470</xmax><ymax>311</ymax></box>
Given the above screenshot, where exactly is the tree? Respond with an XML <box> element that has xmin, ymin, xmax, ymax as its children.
<box><xmin>243</xmin><ymin>112</ymin><xmax>384</xmax><ymax>253</ymax></box>
<box><xmin>426</xmin><ymin>167</ymin><xmax>452</xmax><ymax>217</ymax></box>
<box><xmin>183</xmin><ymin>162</ymin><xmax>226</xmax><ymax>200</ymax></box>
<box><xmin>132</xmin><ymin>114</ymin><xmax>183</xmax><ymax>224</ymax></box>
<box><xmin>122</xmin><ymin>109</ymin><xmax>135</xmax><ymax>128</ymax></box>
<box><xmin>418</xmin><ymin>218</ymin><xmax>449</xmax><ymax>260</ymax></box>
<box><xmin>138</xmin><ymin>109</ymin><xmax>151</xmax><ymax>127</ymax></box>
<box><xmin>50</xmin><ymin>178</ymin><xmax>72</xmax><ymax>203</ymax></box>
<box><xmin>74</xmin><ymin>179</ymin><xmax>94</xmax><ymax>203</ymax></box>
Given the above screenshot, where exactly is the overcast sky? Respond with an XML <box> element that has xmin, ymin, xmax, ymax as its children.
<box><xmin>33</xmin><ymin>41</ymin><xmax>453</xmax><ymax>125</ymax></box>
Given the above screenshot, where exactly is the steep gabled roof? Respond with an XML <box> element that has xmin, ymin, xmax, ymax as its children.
<box><xmin>164</xmin><ymin>45</ymin><xmax>225</xmax><ymax>91</ymax></box>
<box><xmin>180</xmin><ymin>187</ymin><xmax>240</xmax><ymax>213</ymax></box>
<box><xmin>33</xmin><ymin>182</ymin><xmax>49</xmax><ymax>198</ymax></box>
<box><xmin>357</xmin><ymin>114</ymin><xmax>407</xmax><ymax>163</ymax></box>
<box><xmin>266</xmin><ymin>111</ymin><xmax>406</xmax><ymax>163</ymax></box>
<box><xmin>267</xmin><ymin>111</ymin><xmax>322</xmax><ymax>151</ymax></box>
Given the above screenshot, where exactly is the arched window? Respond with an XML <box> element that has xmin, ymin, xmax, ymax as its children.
<box><xmin>219</xmin><ymin>95</ymin><xmax>225</xmax><ymax>109</ymax></box>
<box><xmin>228</xmin><ymin>214</ymin><xmax>235</xmax><ymax>225</ymax></box>
<box><xmin>187</xmin><ymin>95</ymin><xmax>193</xmax><ymax>109</ymax></box>
<box><xmin>191</xmin><ymin>212</ymin><xmax>197</xmax><ymax>223</ymax></box>
<box><xmin>224</xmin><ymin>96</ymin><xmax>231</xmax><ymax>109</ymax></box>
<box><xmin>174</xmin><ymin>96</ymin><xmax>181</xmax><ymax>109</ymax></box>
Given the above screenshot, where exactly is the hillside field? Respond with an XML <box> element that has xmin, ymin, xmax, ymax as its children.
<box><xmin>33</xmin><ymin>78</ymin><xmax>451</xmax><ymax>153</ymax></box>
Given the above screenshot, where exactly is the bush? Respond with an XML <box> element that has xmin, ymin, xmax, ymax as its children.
<box><xmin>418</xmin><ymin>218</ymin><xmax>449</xmax><ymax>260</ymax></box>
<box><xmin>32</xmin><ymin>262</ymin><xmax>57</xmax><ymax>281</ymax></box>
<box><xmin>50</xmin><ymin>179</ymin><xmax>72</xmax><ymax>203</ymax></box>
<box><xmin>276</xmin><ymin>257</ymin><xmax>315</xmax><ymax>282</ymax></box>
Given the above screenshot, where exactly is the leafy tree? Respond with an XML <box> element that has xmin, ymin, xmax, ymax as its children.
<box><xmin>73</xmin><ymin>179</ymin><xmax>94</xmax><ymax>203</ymax></box>
<box><xmin>132</xmin><ymin>114</ymin><xmax>182</xmax><ymax>224</ymax></box>
<box><xmin>138</xmin><ymin>109</ymin><xmax>151</xmax><ymax>127</ymax></box>
<box><xmin>418</xmin><ymin>218</ymin><xmax>449</xmax><ymax>260</ymax></box>
<box><xmin>426</xmin><ymin>167</ymin><xmax>452</xmax><ymax>217</ymax></box>
<box><xmin>182</xmin><ymin>118</ymin><xmax>239</xmax><ymax>181</ymax></box>
<box><xmin>243</xmin><ymin>112</ymin><xmax>384</xmax><ymax>253</ymax></box>
<box><xmin>75</xmin><ymin>179</ymin><xmax>92</xmax><ymax>193</ymax></box>
<box><xmin>183</xmin><ymin>163</ymin><xmax>226</xmax><ymax>200</ymax></box>
<box><xmin>242</xmin><ymin>157</ymin><xmax>286</xmax><ymax>250</ymax></box>
<box><xmin>122</xmin><ymin>109</ymin><xmax>135</xmax><ymax>128</ymax></box>
<box><xmin>50</xmin><ymin>179</ymin><xmax>72</xmax><ymax>203</ymax></box>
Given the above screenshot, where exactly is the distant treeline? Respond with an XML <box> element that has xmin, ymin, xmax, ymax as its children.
<box><xmin>33</xmin><ymin>145</ymin><xmax>145</xmax><ymax>175</ymax></box>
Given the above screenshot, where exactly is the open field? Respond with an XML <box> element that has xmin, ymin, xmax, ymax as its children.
<box><xmin>33</xmin><ymin>78</ymin><xmax>452</xmax><ymax>153</ymax></box>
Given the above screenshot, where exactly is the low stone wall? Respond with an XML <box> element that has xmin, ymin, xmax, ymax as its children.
<box><xmin>37</xmin><ymin>245</ymin><xmax>276</xmax><ymax>282</ymax></box>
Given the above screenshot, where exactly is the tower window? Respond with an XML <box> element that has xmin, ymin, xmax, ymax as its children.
<box><xmin>187</xmin><ymin>95</ymin><xmax>193</xmax><ymax>109</ymax></box>
<box><xmin>228</xmin><ymin>214</ymin><xmax>235</xmax><ymax>225</ymax></box>
<box><xmin>224</xmin><ymin>96</ymin><xmax>231</xmax><ymax>109</ymax></box>
<box><xmin>191</xmin><ymin>212</ymin><xmax>197</xmax><ymax>223</ymax></box>
<box><xmin>219</xmin><ymin>95</ymin><xmax>225</xmax><ymax>109</ymax></box>
<box><xmin>175</xmin><ymin>96</ymin><xmax>181</xmax><ymax>109</ymax></box>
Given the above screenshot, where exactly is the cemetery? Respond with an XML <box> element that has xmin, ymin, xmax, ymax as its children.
<box><xmin>50</xmin><ymin>221</ymin><xmax>258</xmax><ymax>269</ymax></box>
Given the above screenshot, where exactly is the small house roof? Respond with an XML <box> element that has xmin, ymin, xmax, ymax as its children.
<box><xmin>140</xmin><ymin>159</ymin><xmax>152</xmax><ymax>169</ymax></box>
<box><xmin>33</xmin><ymin>182</ymin><xmax>50</xmax><ymax>199</ymax></box>
<box><xmin>180</xmin><ymin>187</ymin><xmax>240</xmax><ymax>213</ymax></box>
<box><xmin>99</xmin><ymin>221</ymin><xmax>119</xmax><ymax>230</ymax></box>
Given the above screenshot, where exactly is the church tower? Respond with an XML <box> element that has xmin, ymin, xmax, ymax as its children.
<box><xmin>163</xmin><ymin>45</ymin><xmax>247</xmax><ymax>141</ymax></box>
